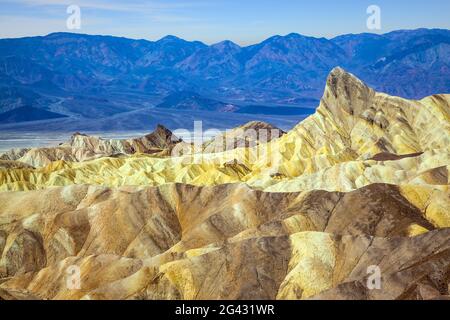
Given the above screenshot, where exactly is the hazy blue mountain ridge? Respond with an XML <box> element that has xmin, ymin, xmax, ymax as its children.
<box><xmin>0</xmin><ymin>28</ymin><xmax>449</xmax><ymax>123</ymax></box>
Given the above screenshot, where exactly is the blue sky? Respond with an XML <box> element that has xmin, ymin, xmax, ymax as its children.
<box><xmin>0</xmin><ymin>0</ymin><xmax>449</xmax><ymax>45</ymax></box>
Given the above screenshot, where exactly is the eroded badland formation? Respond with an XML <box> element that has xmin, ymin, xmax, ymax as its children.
<box><xmin>0</xmin><ymin>68</ymin><xmax>449</xmax><ymax>300</ymax></box>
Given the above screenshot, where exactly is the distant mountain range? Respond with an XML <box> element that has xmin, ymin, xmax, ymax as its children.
<box><xmin>0</xmin><ymin>28</ymin><xmax>449</xmax><ymax>124</ymax></box>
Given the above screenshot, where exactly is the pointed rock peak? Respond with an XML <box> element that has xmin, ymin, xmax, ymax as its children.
<box><xmin>153</xmin><ymin>124</ymin><xmax>182</xmax><ymax>143</ymax></box>
<box><xmin>329</xmin><ymin>66</ymin><xmax>346</xmax><ymax>75</ymax></box>
<box><xmin>155</xmin><ymin>124</ymin><xmax>173</xmax><ymax>134</ymax></box>
<box><xmin>320</xmin><ymin>67</ymin><xmax>375</xmax><ymax>124</ymax></box>
<box><xmin>325</xmin><ymin>67</ymin><xmax>369</xmax><ymax>98</ymax></box>
<box><xmin>328</xmin><ymin>67</ymin><xmax>359</xmax><ymax>80</ymax></box>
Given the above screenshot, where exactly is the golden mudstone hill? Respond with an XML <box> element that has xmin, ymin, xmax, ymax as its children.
<box><xmin>0</xmin><ymin>68</ymin><xmax>449</xmax><ymax>300</ymax></box>
<box><xmin>0</xmin><ymin>68</ymin><xmax>449</xmax><ymax>192</ymax></box>
<box><xmin>0</xmin><ymin>183</ymin><xmax>449</xmax><ymax>300</ymax></box>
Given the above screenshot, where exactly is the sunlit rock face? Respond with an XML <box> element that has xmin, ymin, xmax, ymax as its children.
<box><xmin>0</xmin><ymin>68</ymin><xmax>449</xmax><ymax>300</ymax></box>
